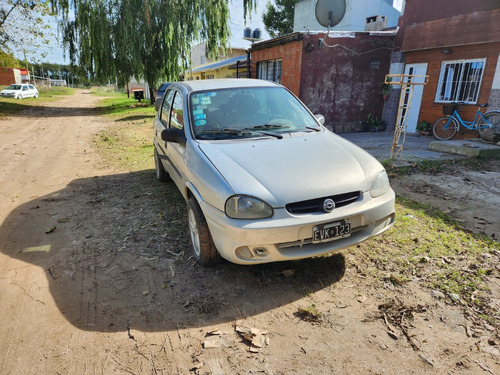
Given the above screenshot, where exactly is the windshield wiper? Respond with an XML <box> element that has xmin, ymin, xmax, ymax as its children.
<box><xmin>245</xmin><ymin>124</ymin><xmax>290</xmax><ymax>130</ymax></box>
<box><xmin>258</xmin><ymin>132</ymin><xmax>283</xmax><ymax>139</ymax></box>
<box><xmin>305</xmin><ymin>126</ymin><xmax>321</xmax><ymax>132</ymax></box>
<box><xmin>199</xmin><ymin>128</ymin><xmax>283</xmax><ymax>140</ymax></box>
<box><xmin>198</xmin><ymin>128</ymin><xmax>252</xmax><ymax>136</ymax></box>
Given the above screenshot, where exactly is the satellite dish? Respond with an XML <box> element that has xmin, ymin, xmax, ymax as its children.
<box><xmin>315</xmin><ymin>0</ymin><xmax>346</xmax><ymax>28</ymax></box>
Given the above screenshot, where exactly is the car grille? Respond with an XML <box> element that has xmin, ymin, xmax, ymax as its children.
<box><xmin>285</xmin><ymin>191</ymin><xmax>361</xmax><ymax>214</ymax></box>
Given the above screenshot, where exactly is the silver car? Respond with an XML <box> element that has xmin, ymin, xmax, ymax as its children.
<box><xmin>153</xmin><ymin>79</ymin><xmax>395</xmax><ymax>266</ymax></box>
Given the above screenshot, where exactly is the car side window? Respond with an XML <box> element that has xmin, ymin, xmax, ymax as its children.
<box><xmin>170</xmin><ymin>92</ymin><xmax>184</xmax><ymax>130</ymax></box>
<box><xmin>28</xmin><ymin>85</ymin><xmax>34</xmax><ymax>90</ymax></box>
<box><xmin>22</xmin><ymin>86</ymin><xmax>28</xmax><ymax>91</ymax></box>
<box><xmin>160</xmin><ymin>89</ymin><xmax>175</xmax><ymax>125</ymax></box>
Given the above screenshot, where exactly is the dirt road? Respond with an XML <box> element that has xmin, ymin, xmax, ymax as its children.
<box><xmin>0</xmin><ymin>91</ymin><xmax>498</xmax><ymax>374</ymax></box>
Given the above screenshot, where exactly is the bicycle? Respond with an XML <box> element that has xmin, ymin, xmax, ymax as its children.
<box><xmin>432</xmin><ymin>102</ymin><xmax>500</xmax><ymax>141</ymax></box>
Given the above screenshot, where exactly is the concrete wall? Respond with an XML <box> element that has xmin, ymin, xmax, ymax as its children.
<box><xmin>382</xmin><ymin>50</ymin><xmax>404</xmax><ymax>130</ymax></box>
<box><xmin>294</xmin><ymin>0</ymin><xmax>401</xmax><ymax>32</ymax></box>
<box><xmin>401</xmin><ymin>0</ymin><xmax>498</xmax><ymax>25</ymax></box>
<box><xmin>299</xmin><ymin>32</ymin><xmax>393</xmax><ymax>131</ymax></box>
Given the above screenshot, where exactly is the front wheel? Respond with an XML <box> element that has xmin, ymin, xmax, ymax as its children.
<box><xmin>187</xmin><ymin>197</ymin><xmax>222</xmax><ymax>266</ymax></box>
<box><xmin>433</xmin><ymin>116</ymin><xmax>458</xmax><ymax>140</ymax></box>
<box><xmin>478</xmin><ymin>111</ymin><xmax>500</xmax><ymax>143</ymax></box>
<box><xmin>16</xmin><ymin>94</ymin><xmax>23</xmax><ymax>100</ymax></box>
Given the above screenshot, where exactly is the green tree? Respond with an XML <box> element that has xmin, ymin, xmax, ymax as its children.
<box><xmin>0</xmin><ymin>49</ymin><xmax>20</xmax><ymax>67</ymax></box>
<box><xmin>0</xmin><ymin>0</ymin><xmax>55</xmax><ymax>61</ymax></box>
<box><xmin>51</xmin><ymin>0</ymin><xmax>256</xmax><ymax>103</ymax></box>
<box><xmin>262</xmin><ymin>0</ymin><xmax>298</xmax><ymax>38</ymax></box>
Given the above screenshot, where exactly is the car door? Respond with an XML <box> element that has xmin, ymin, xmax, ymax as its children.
<box><xmin>154</xmin><ymin>88</ymin><xmax>174</xmax><ymax>152</ymax></box>
<box><xmin>28</xmin><ymin>85</ymin><xmax>36</xmax><ymax>97</ymax></box>
<box><xmin>22</xmin><ymin>85</ymin><xmax>30</xmax><ymax>98</ymax></box>
<box><xmin>163</xmin><ymin>90</ymin><xmax>188</xmax><ymax>189</ymax></box>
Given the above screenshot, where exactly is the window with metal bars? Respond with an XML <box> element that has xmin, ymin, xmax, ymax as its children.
<box><xmin>435</xmin><ymin>59</ymin><xmax>486</xmax><ymax>104</ymax></box>
<box><xmin>257</xmin><ymin>59</ymin><xmax>282</xmax><ymax>83</ymax></box>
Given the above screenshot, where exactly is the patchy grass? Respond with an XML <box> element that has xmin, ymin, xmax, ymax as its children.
<box><xmin>38</xmin><ymin>86</ymin><xmax>75</xmax><ymax>98</ymax></box>
<box><xmin>94</xmin><ymin>121</ymin><xmax>154</xmax><ymax>172</ymax></box>
<box><xmin>296</xmin><ymin>304</ymin><xmax>323</xmax><ymax>323</ymax></box>
<box><xmin>386</xmin><ymin>157</ymin><xmax>498</xmax><ymax>176</ymax></box>
<box><xmin>355</xmin><ymin>196</ymin><xmax>499</xmax><ymax>324</ymax></box>
<box><xmin>92</xmin><ymin>91</ymin><xmax>156</xmax><ymax>171</ymax></box>
<box><xmin>0</xmin><ymin>86</ymin><xmax>75</xmax><ymax>118</ymax></box>
<box><xmin>94</xmin><ymin>89</ymin><xmax>156</xmax><ymax>119</ymax></box>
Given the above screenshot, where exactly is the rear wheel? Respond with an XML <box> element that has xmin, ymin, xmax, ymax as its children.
<box><xmin>34</xmin><ymin>93</ymin><xmax>39</xmax><ymax>98</ymax></box>
<box><xmin>187</xmin><ymin>197</ymin><xmax>222</xmax><ymax>266</ymax></box>
<box><xmin>154</xmin><ymin>148</ymin><xmax>170</xmax><ymax>182</ymax></box>
<box><xmin>478</xmin><ymin>111</ymin><xmax>500</xmax><ymax>143</ymax></box>
<box><xmin>433</xmin><ymin>116</ymin><xmax>458</xmax><ymax>140</ymax></box>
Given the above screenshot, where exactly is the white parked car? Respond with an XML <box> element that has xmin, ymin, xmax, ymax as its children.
<box><xmin>153</xmin><ymin>79</ymin><xmax>395</xmax><ymax>266</ymax></box>
<box><xmin>0</xmin><ymin>84</ymin><xmax>39</xmax><ymax>99</ymax></box>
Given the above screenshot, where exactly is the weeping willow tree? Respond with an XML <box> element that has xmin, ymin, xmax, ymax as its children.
<box><xmin>51</xmin><ymin>0</ymin><xmax>255</xmax><ymax>102</ymax></box>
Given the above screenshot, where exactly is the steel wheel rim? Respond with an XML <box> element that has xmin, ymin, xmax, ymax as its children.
<box><xmin>188</xmin><ymin>209</ymin><xmax>201</xmax><ymax>257</ymax></box>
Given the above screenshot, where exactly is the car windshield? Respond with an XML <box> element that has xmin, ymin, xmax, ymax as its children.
<box><xmin>7</xmin><ymin>85</ymin><xmax>21</xmax><ymax>90</ymax></box>
<box><xmin>190</xmin><ymin>87</ymin><xmax>321</xmax><ymax>140</ymax></box>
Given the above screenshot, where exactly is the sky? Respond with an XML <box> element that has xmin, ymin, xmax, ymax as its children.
<box><xmin>15</xmin><ymin>0</ymin><xmax>404</xmax><ymax>65</ymax></box>
<box><xmin>228</xmin><ymin>1</ymin><xmax>271</xmax><ymax>50</ymax></box>
<box><xmin>14</xmin><ymin>1</ymin><xmax>271</xmax><ymax>66</ymax></box>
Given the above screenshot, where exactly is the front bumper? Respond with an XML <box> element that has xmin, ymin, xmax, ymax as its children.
<box><xmin>0</xmin><ymin>93</ymin><xmax>16</xmax><ymax>98</ymax></box>
<box><xmin>201</xmin><ymin>189</ymin><xmax>396</xmax><ymax>265</ymax></box>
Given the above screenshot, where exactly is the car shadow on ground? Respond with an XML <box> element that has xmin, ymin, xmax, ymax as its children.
<box><xmin>0</xmin><ymin>171</ymin><xmax>346</xmax><ymax>333</ymax></box>
<box><xmin>0</xmin><ymin>102</ymin><xmax>101</xmax><ymax>117</ymax></box>
<box><xmin>115</xmin><ymin>114</ymin><xmax>155</xmax><ymax>122</ymax></box>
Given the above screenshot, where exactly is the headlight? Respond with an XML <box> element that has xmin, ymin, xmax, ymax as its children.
<box><xmin>370</xmin><ymin>171</ymin><xmax>390</xmax><ymax>198</ymax></box>
<box><xmin>225</xmin><ymin>195</ymin><xmax>273</xmax><ymax>219</ymax></box>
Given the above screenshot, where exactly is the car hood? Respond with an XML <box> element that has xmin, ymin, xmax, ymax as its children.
<box><xmin>198</xmin><ymin>131</ymin><xmax>383</xmax><ymax>207</ymax></box>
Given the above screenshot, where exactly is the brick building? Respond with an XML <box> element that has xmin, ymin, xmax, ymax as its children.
<box><xmin>383</xmin><ymin>0</ymin><xmax>500</xmax><ymax>137</ymax></box>
<box><xmin>0</xmin><ymin>67</ymin><xmax>21</xmax><ymax>86</ymax></box>
<box><xmin>250</xmin><ymin>31</ymin><xmax>395</xmax><ymax>132</ymax></box>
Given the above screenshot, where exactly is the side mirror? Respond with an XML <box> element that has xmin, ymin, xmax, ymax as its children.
<box><xmin>315</xmin><ymin>114</ymin><xmax>325</xmax><ymax>125</ymax></box>
<box><xmin>161</xmin><ymin>128</ymin><xmax>186</xmax><ymax>146</ymax></box>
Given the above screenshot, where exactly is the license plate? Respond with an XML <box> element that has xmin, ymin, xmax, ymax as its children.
<box><xmin>312</xmin><ymin>220</ymin><xmax>351</xmax><ymax>243</ymax></box>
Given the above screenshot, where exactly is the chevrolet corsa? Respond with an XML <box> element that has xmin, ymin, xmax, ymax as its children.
<box><xmin>153</xmin><ymin>79</ymin><xmax>395</xmax><ymax>266</ymax></box>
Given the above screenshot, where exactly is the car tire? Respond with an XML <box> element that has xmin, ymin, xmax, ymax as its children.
<box><xmin>154</xmin><ymin>148</ymin><xmax>170</xmax><ymax>182</ymax></box>
<box><xmin>17</xmin><ymin>94</ymin><xmax>22</xmax><ymax>100</ymax></box>
<box><xmin>34</xmin><ymin>93</ymin><xmax>39</xmax><ymax>98</ymax></box>
<box><xmin>187</xmin><ymin>197</ymin><xmax>222</xmax><ymax>266</ymax></box>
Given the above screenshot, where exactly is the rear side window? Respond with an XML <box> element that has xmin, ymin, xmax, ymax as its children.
<box><xmin>160</xmin><ymin>89</ymin><xmax>175</xmax><ymax>125</ymax></box>
<box><xmin>170</xmin><ymin>92</ymin><xmax>184</xmax><ymax>130</ymax></box>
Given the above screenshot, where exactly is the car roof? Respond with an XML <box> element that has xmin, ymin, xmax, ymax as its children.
<box><xmin>176</xmin><ymin>79</ymin><xmax>280</xmax><ymax>93</ymax></box>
